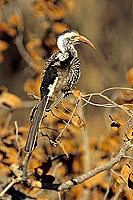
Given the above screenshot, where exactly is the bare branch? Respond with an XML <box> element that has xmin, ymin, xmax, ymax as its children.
<box><xmin>103</xmin><ymin>173</ymin><xmax>113</xmax><ymax>200</ymax></box>
<box><xmin>3</xmin><ymin>111</ymin><xmax>13</xmax><ymax>129</ymax></box>
<box><xmin>111</xmin><ymin>185</ymin><xmax>124</xmax><ymax>200</ymax></box>
<box><xmin>14</xmin><ymin>121</ymin><xmax>21</xmax><ymax>161</ymax></box>
<box><xmin>0</xmin><ymin>177</ymin><xmax>22</xmax><ymax>197</ymax></box>
<box><xmin>14</xmin><ymin>34</ymin><xmax>37</xmax><ymax>68</ymax></box>
<box><xmin>101</xmin><ymin>87</ymin><xmax>133</xmax><ymax>94</ymax></box>
<box><xmin>81</xmin><ymin>91</ymin><xmax>133</xmax><ymax>118</ymax></box>
<box><xmin>82</xmin><ymin>87</ymin><xmax>133</xmax><ymax>97</ymax></box>
<box><xmin>19</xmin><ymin>141</ymin><xmax>131</xmax><ymax>192</ymax></box>
<box><xmin>1</xmin><ymin>141</ymin><xmax>131</xmax><ymax>198</ymax></box>
<box><xmin>55</xmin><ymin>100</ymin><xmax>80</xmax><ymax>142</ymax></box>
<box><xmin>57</xmin><ymin>141</ymin><xmax>131</xmax><ymax>191</ymax></box>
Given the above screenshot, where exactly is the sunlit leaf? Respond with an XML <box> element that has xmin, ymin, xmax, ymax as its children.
<box><xmin>24</xmin><ymin>76</ymin><xmax>41</xmax><ymax>97</ymax></box>
<box><xmin>0</xmin><ymin>88</ymin><xmax>22</xmax><ymax>108</ymax></box>
<box><xmin>71</xmin><ymin>115</ymin><xmax>86</xmax><ymax>130</ymax></box>
<box><xmin>117</xmin><ymin>163</ymin><xmax>131</xmax><ymax>184</ymax></box>
<box><xmin>53</xmin><ymin>22</ymin><xmax>68</xmax><ymax>34</ymax></box>
<box><xmin>126</xmin><ymin>67</ymin><xmax>133</xmax><ymax>86</ymax></box>
<box><xmin>8</xmin><ymin>14</ymin><xmax>23</xmax><ymax>26</ymax></box>
<box><xmin>122</xmin><ymin>128</ymin><xmax>133</xmax><ymax>142</ymax></box>
<box><xmin>109</xmin><ymin>115</ymin><xmax>121</xmax><ymax>131</ymax></box>
<box><xmin>128</xmin><ymin>172</ymin><xmax>133</xmax><ymax>189</ymax></box>
<box><xmin>0</xmin><ymin>40</ymin><xmax>8</xmax><ymax>51</ymax></box>
<box><xmin>72</xmin><ymin>89</ymin><xmax>81</xmax><ymax>100</ymax></box>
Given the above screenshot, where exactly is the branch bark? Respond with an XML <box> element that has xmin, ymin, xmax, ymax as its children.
<box><xmin>21</xmin><ymin>141</ymin><xmax>131</xmax><ymax>192</ymax></box>
<box><xmin>57</xmin><ymin>141</ymin><xmax>131</xmax><ymax>191</ymax></box>
<box><xmin>0</xmin><ymin>140</ymin><xmax>132</xmax><ymax>198</ymax></box>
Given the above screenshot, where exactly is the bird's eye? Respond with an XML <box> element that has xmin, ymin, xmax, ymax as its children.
<box><xmin>71</xmin><ymin>36</ymin><xmax>75</xmax><ymax>39</ymax></box>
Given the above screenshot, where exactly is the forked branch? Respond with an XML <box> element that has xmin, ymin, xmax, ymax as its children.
<box><xmin>0</xmin><ymin>141</ymin><xmax>132</xmax><ymax>197</ymax></box>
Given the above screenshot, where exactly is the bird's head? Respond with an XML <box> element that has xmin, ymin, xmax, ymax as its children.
<box><xmin>57</xmin><ymin>30</ymin><xmax>96</xmax><ymax>53</ymax></box>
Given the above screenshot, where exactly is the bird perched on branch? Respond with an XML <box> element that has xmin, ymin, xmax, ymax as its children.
<box><xmin>25</xmin><ymin>30</ymin><xmax>96</xmax><ymax>152</ymax></box>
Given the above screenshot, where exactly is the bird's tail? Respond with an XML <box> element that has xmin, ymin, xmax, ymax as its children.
<box><xmin>25</xmin><ymin>96</ymin><xmax>49</xmax><ymax>152</ymax></box>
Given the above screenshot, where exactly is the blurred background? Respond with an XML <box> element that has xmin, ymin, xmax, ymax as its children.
<box><xmin>1</xmin><ymin>1</ymin><xmax>133</xmax><ymax>199</ymax></box>
<box><xmin>1</xmin><ymin>0</ymin><xmax>133</xmax><ymax>122</ymax></box>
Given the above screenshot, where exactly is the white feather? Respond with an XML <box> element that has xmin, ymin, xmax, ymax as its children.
<box><xmin>57</xmin><ymin>31</ymin><xmax>79</xmax><ymax>53</ymax></box>
<box><xmin>48</xmin><ymin>77</ymin><xmax>58</xmax><ymax>97</ymax></box>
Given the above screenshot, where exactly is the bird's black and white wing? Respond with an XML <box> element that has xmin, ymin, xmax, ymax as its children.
<box><xmin>40</xmin><ymin>53</ymin><xmax>59</xmax><ymax>100</ymax></box>
<box><xmin>25</xmin><ymin>29</ymin><xmax>95</xmax><ymax>153</ymax></box>
<box><xmin>25</xmin><ymin>52</ymin><xmax>60</xmax><ymax>152</ymax></box>
<box><xmin>66</xmin><ymin>57</ymin><xmax>81</xmax><ymax>85</ymax></box>
<box><xmin>24</xmin><ymin>96</ymin><xmax>49</xmax><ymax>152</ymax></box>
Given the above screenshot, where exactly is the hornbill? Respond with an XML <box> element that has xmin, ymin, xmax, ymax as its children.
<box><xmin>25</xmin><ymin>30</ymin><xmax>96</xmax><ymax>152</ymax></box>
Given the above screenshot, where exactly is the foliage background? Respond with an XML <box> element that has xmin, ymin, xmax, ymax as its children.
<box><xmin>0</xmin><ymin>0</ymin><xmax>133</xmax><ymax>199</ymax></box>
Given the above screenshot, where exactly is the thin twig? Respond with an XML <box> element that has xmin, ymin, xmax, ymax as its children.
<box><xmin>78</xmin><ymin>100</ymin><xmax>90</xmax><ymax>173</ymax></box>
<box><xmin>57</xmin><ymin>141</ymin><xmax>131</xmax><ymax>191</ymax></box>
<box><xmin>41</xmin><ymin>126</ymin><xmax>61</xmax><ymax>134</ymax></box>
<box><xmin>0</xmin><ymin>177</ymin><xmax>22</xmax><ymax>197</ymax></box>
<box><xmin>50</xmin><ymin>110</ymin><xmax>68</xmax><ymax>125</ymax></box>
<box><xmin>58</xmin><ymin>192</ymin><xmax>62</xmax><ymax>200</ymax></box>
<box><xmin>111</xmin><ymin>185</ymin><xmax>123</xmax><ymax>200</ymax></box>
<box><xmin>41</xmin><ymin>132</ymin><xmax>57</xmax><ymax>147</ymax></box>
<box><xmin>123</xmin><ymin>155</ymin><xmax>133</xmax><ymax>159</ymax></box>
<box><xmin>82</xmin><ymin>87</ymin><xmax>133</xmax><ymax>97</ymax></box>
<box><xmin>14</xmin><ymin>121</ymin><xmax>21</xmax><ymax>162</ymax></box>
<box><xmin>14</xmin><ymin>34</ymin><xmax>37</xmax><ymax>68</ymax></box>
<box><xmin>82</xmin><ymin>96</ymin><xmax>115</xmax><ymax>107</ymax></box>
<box><xmin>1</xmin><ymin>141</ymin><xmax>131</xmax><ymax>196</ymax></box>
<box><xmin>101</xmin><ymin>86</ymin><xmax>133</xmax><ymax>94</ymax></box>
<box><xmin>111</xmin><ymin>169</ymin><xmax>127</xmax><ymax>184</ymax></box>
<box><xmin>55</xmin><ymin>106</ymin><xmax>72</xmax><ymax>117</ymax></box>
<box><xmin>99</xmin><ymin>93</ymin><xmax>133</xmax><ymax>117</ymax></box>
<box><xmin>23</xmin><ymin>141</ymin><xmax>131</xmax><ymax>191</ymax></box>
<box><xmin>103</xmin><ymin>173</ymin><xmax>112</xmax><ymax>200</ymax></box>
<box><xmin>3</xmin><ymin>111</ymin><xmax>13</xmax><ymax>129</ymax></box>
<box><xmin>55</xmin><ymin>100</ymin><xmax>80</xmax><ymax>142</ymax></box>
<box><xmin>81</xmin><ymin>87</ymin><xmax>133</xmax><ymax>117</ymax></box>
<box><xmin>58</xmin><ymin>142</ymin><xmax>69</xmax><ymax>157</ymax></box>
<box><xmin>81</xmin><ymin>92</ymin><xmax>133</xmax><ymax>118</ymax></box>
<box><xmin>27</xmin><ymin>93</ymin><xmax>41</xmax><ymax>100</ymax></box>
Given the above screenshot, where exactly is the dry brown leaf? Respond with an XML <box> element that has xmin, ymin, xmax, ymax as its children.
<box><xmin>0</xmin><ymin>22</ymin><xmax>16</xmax><ymax>36</ymax></box>
<box><xmin>72</xmin><ymin>89</ymin><xmax>81</xmax><ymax>100</ymax></box>
<box><xmin>33</xmin><ymin>0</ymin><xmax>46</xmax><ymax>16</ymax></box>
<box><xmin>18</xmin><ymin>126</ymin><xmax>29</xmax><ymax>134</ymax></box>
<box><xmin>121</xmin><ymin>163</ymin><xmax>131</xmax><ymax>181</ymax></box>
<box><xmin>0</xmin><ymin>89</ymin><xmax>22</xmax><ymax>108</ymax></box>
<box><xmin>0</xmin><ymin>163</ymin><xmax>10</xmax><ymax>175</ymax></box>
<box><xmin>115</xmin><ymin>90</ymin><xmax>133</xmax><ymax>104</ymax></box>
<box><xmin>72</xmin><ymin>158</ymin><xmax>82</xmax><ymax>173</ymax></box>
<box><xmin>122</xmin><ymin>127</ymin><xmax>133</xmax><ymax>142</ymax></box>
<box><xmin>36</xmin><ymin>157</ymin><xmax>52</xmax><ymax>175</ymax></box>
<box><xmin>26</xmin><ymin>38</ymin><xmax>44</xmax><ymax>62</ymax></box>
<box><xmin>126</xmin><ymin>67</ymin><xmax>133</xmax><ymax>86</ymax></box>
<box><xmin>47</xmin><ymin>2</ymin><xmax>67</xmax><ymax>19</ymax></box>
<box><xmin>0</xmin><ymin>40</ymin><xmax>8</xmax><ymax>51</ymax></box>
<box><xmin>43</xmin><ymin>34</ymin><xmax>56</xmax><ymax>47</ymax></box>
<box><xmin>71</xmin><ymin>115</ymin><xmax>86</xmax><ymax>130</ymax></box>
<box><xmin>0</xmin><ymin>0</ymin><xmax>7</xmax><ymax>6</ymax></box>
<box><xmin>117</xmin><ymin>163</ymin><xmax>131</xmax><ymax>184</ymax></box>
<box><xmin>53</xmin><ymin>22</ymin><xmax>68</xmax><ymax>34</ymax></box>
<box><xmin>8</xmin><ymin>14</ymin><xmax>22</xmax><ymax>26</ymax></box>
<box><xmin>109</xmin><ymin>115</ymin><xmax>121</xmax><ymax>131</ymax></box>
<box><xmin>24</xmin><ymin>76</ymin><xmax>41</xmax><ymax>97</ymax></box>
<box><xmin>61</xmin><ymin>139</ymin><xmax>75</xmax><ymax>153</ymax></box>
<box><xmin>128</xmin><ymin>172</ymin><xmax>133</xmax><ymax>189</ymax></box>
<box><xmin>0</xmin><ymin>53</ymin><xmax>4</xmax><ymax>62</ymax></box>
